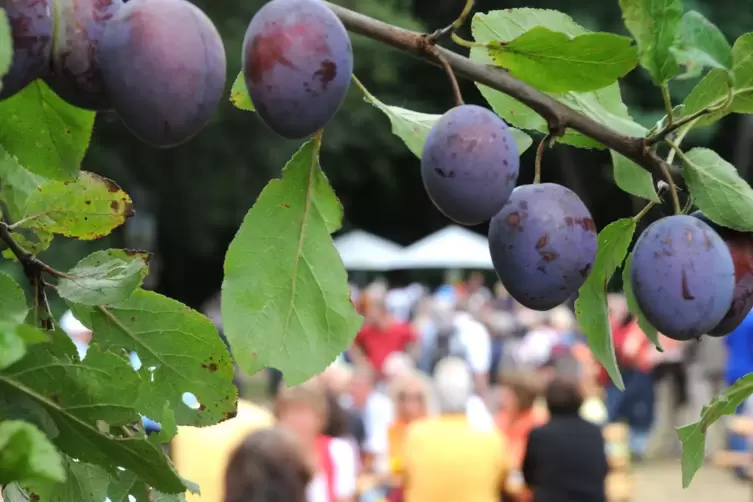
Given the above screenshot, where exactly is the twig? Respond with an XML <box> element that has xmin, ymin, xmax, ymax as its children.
<box><xmin>648</xmin><ymin>86</ymin><xmax>734</xmax><ymax>146</ymax></box>
<box><xmin>0</xmin><ymin>221</ymin><xmax>69</xmax><ymax>330</ymax></box>
<box><xmin>423</xmin><ymin>42</ymin><xmax>464</xmax><ymax>106</ymax></box>
<box><xmin>426</xmin><ymin>0</ymin><xmax>475</xmax><ymax>43</ymax></box>
<box><xmin>534</xmin><ymin>134</ymin><xmax>555</xmax><ymax>184</ymax></box>
<box><xmin>661</xmin><ymin>84</ymin><xmax>674</xmax><ymax>127</ymax></box>
<box><xmin>659</xmin><ymin>161</ymin><xmax>681</xmax><ymax>215</ymax></box>
<box><xmin>325</xmin><ymin>2</ymin><xmax>679</xmax><ymax>185</ymax></box>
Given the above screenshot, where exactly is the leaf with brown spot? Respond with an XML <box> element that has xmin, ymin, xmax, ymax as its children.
<box><xmin>70</xmin><ymin>290</ymin><xmax>237</xmax><ymax>427</ymax></box>
<box><xmin>19</xmin><ymin>171</ymin><xmax>134</xmax><ymax>240</ymax></box>
<box><xmin>57</xmin><ymin>249</ymin><xmax>150</xmax><ymax>306</ymax></box>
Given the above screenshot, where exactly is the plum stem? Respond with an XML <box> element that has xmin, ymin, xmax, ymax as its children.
<box><xmin>632</xmin><ymin>184</ymin><xmax>667</xmax><ymax>222</ymax></box>
<box><xmin>424</xmin><ymin>44</ymin><xmax>464</xmax><ymax>107</ymax></box>
<box><xmin>663</xmin><ymin>140</ymin><xmax>688</xmax><ymax>214</ymax></box>
<box><xmin>426</xmin><ymin>0</ymin><xmax>475</xmax><ymax>43</ymax></box>
<box><xmin>324</xmin><ymin>2</ymin><xmax>681</xmax><ymax>187</ymax></box>
<box><xmin>534</xmin><ymin>133</ymin><xmax>554</xmax><ymax>184</ymax></box>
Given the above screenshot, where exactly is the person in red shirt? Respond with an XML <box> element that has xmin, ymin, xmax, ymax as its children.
<box><xmin>350</xmin><ymin>299</ymin><xmax>417</xmax><ymax>376</ymax></box>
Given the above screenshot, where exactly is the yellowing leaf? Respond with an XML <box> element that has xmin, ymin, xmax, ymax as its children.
<box><xmin>22</xmin><ymin>171</ymin><xmax>134</xmax><ymax>240</ymax></box>
<box><xmin>575</xmin><ymin>218</ymin><xmax>637</xmax><ymax>390</ymax></box>
<box><xmin>222</xmin><ymin>138</ymin><xmax>362</xmax><ymax>385</ymax></box>
<box><xmin>489</xmin><ymin>27</ymin><xmax>638</xmax><ymax>93</ymax></box>
<box><xmin>230</xmin><ymin>72</ymin><xmax>254</xmax><ymax>112</ymax></box>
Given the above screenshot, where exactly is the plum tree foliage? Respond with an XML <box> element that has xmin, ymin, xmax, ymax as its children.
<box><xmin>1</xmin><ymin>0</ymin><xmax>753</xmax><ymax>497</ymax></box>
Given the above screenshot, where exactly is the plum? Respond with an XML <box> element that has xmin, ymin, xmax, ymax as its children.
<box><xmin>0</xmin><ymin>0</ymin><xmax>54</xmax><ymax>101</ymax></box>
<box><xmin>99</xmin><ymin>0</ymin><xmax>226</xmax><ymax>147</ymax></box>
<box><xmin>488</xmin><ymin>183</ymin><xmax>597</xmax><ymax>311</ymax></box>
<box><xmin>242</xmin><ymin>0</ymin><xmax>353</xmax><ymax>139</ymax></box>
<box><xmin>422</xmin><ymin>105</ymin><xmax>519</xmax><ymax>226</ymax></box>
<box><xmin>43</xmin><ymin>0</ymin><xmax>122</xmax><ymax>110</ymax></box>
<box><xmin>630</xmin><ymin>214</ymin><xmax>735</xmax><ymax>341</ymax></box>
<box><xmin>691</xmin><ymin>211</ymin><xmax>753</xmax><ymax>336</ymax></box>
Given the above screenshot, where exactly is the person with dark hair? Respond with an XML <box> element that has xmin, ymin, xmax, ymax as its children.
<box><xmin>522</xmin><ymin>377</ymin><xmax>608</xmax><ymax>502</ymax></box>
<box><xmin>224</xmin><ymin>428</ymin><xmax>311</xmax><ymax>502</ymax></box>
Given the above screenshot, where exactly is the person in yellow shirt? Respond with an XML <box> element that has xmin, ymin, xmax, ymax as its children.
<box><xmin>171</xmin><ymin>398</ymin><xmax>275</xmax><ymax>502</ymax></box>
<box><xmin>402</xmin><ymin>357</ymin><xmax>510</xmax><ymax>502</ymax></box>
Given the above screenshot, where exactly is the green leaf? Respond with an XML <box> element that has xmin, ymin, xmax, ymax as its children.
<box><xmin>222</xmin><ymin>138</ymin><xmax>363</xmax><ymax>386</ymax></box>
<box><xmin>0</xmin><ymin>9</ymin><xmax>11</xmax><ymax>89</ymax></box>
<box><xmin>57</xmin><ymin>250</ymin><xmax>150</xmax><ymax>306</ymax></box>
<box><xmin>680</xmin><ymin>33</ymin><xmax>753</xmax><ymax>128</ymax></box>
<box><xmin>619</xmin><ymin>0</ymin><xmax>683</xmax><ymax>83</ymax></box>
<box><xmin>0</xmin><ymin>323</ymin><xmax>49</xmax><ymax>369</ymax></box>
<box><xmin>70</xmin><ymin>289</ymin><xmax>237</xmax><ymax>427</ymax></box>
<box><xmin>1</xmin><ymin>229</ymin><xmax>53</xmax><ymax>261</ymax></box>
<box><xmin>610</xmin><ymin>151</ymin><xmax>659</xmax><ymax>202</ymax></box>
<box><xmin>682</xmin><ymin>147</ymin><xmax>753</xmax><ymax>231</ymax></box>
<box><xmin>355</xmin><ymin>84</ymin><xmax>533</xmax><ymax>158</ymax></box>
<box><xmin>575</xmin><ymin>218</ymin><xmax>637</xmax><ymax>390</ymax></box>
<box><xmin>622</xmin><ymin>253</ymin><xmax>662</xmax><ymax>350</ymax></box>
<box><xmin>0</xmin><ymin>145</ymin><xmax>47</xmax><ymax>220</ymax></box>
<box><xmin>487</xmin><ymin>27</ymin><xmax>638</xmax><ymax>93</ymax></box>
<box><xmin>678</xmin><ymin>373</ymin><xmax>753</xmax><ymax>487</ymax></box>
<box><xmin>0</xmin><ymin>335</ymin><xmax>185</xmax><ymax>493</ymax></box>
<box><xmin>0</xmin><ymin>272</ymin><xmax>28</xmax><ymax>324</ymax></box>
<box><xmin>0</xmin><ymin>80</ymin><xmax>95</xmax><ymax>181</ymax></box>
<box><xmin>671</xmin><ymin>11</ymin><xmax>733</xmax><ymax>76</ymax></box>
<box><xmin>108</xmin><ymin>470</ymin><xmax>189</xmax><ymax>502</ymax></box>
<box><xmin>471</xmin><ymin>9</ymin><xmax>647</xmax><ymax>150</ymax></box>
<box><xmin>21</xmin><ymin>171</ymin><xmax>134</xmax><ymax>240</ymax></box>
<box><xmin>0</xmin><ymin>420</ymin><xmax>65</xmax><ymax>486</ymax></box>
<box><xmin>230</xmin><ymin>72</ymin><xmax>254</xmax><ymax>112</ymax></box>
<box><xmin>28</xmin><ymin>458</ymin><xmax>110</xmax><ymax>502</ymax></box>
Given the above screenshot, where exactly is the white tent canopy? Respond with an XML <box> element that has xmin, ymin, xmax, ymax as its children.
<box><xmin>333</xmin><ymin>230</ymin><xmax>404</xmax><ymax>271</ymax></box>
<box><xmin>390</xmin><ymin>225</ymin><xmax>494</xmax><ymax>269</ymax></box>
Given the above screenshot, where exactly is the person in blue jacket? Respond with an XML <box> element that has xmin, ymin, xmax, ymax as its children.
<box><xmin>724</xmin><ymin>309</ymin><xmax>753</xmax><ymax>479</ymax></box>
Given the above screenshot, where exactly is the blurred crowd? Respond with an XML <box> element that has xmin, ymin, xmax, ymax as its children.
<box><xmin>59</xmin><ymin>272</ymin><xmax>753</xmax><ymax>502</ymax></box>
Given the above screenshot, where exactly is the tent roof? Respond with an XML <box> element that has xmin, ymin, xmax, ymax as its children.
<box><xmin>333</xmin><ymin>230</ymin><xmax>404</xmax><ymax>271</ymax></box>
<box><xmin>391</xmin><ymin>225</ymin><xmax>493</xmax><ymax>270</ymax></box>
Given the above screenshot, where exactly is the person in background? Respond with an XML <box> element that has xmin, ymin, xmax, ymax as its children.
<box><xmin>172</xmin><ymin>399</ymin><xmax>276</xmax><ymax>502</ymax></box>
<box><xmin>515</xmin><ymin>310</ymin><xmax>559</xmax><ymax>371</ymax></box>
<box><xmin>350</xmin><ymin>299</ymin><xmax>417</xmax><ymax>376</ymax></box>
<box><xmin>522</xmin><ymin>377</ymin><xmax>608</xmax><ymax>502</ymax></box>
<box><xmin>402</xmin><ymin>357</ymin><xmax>510</xmax><ymax>502</ymax></box>
<box><xmin>224</xmin><ymin>427</ymin><xmax>311</xmax><ymax>502</ymax></box>
<box><xmin>387</xmin><ymin>371</ymin><xmax>431</xmax><ymax>491</ymax></box>
<box><xmin>275</xmin><ymin>383</ymin><xmax>358</xmax><ymax>502</ymax></box>
<box><xmin>452</xmin><ymin>300</ymin><xmax>493</xmax><ymax>405</ymax></box>
<box><xmin>59</xmin><ymin>309</ymin><xmax>93</xmax><ymax>360</ymax></box>
<box><xmin>723</xmin><ymin>310</ymin><xmax>753</xmax><ymax>479</ymax></box>
<box><xmin>495</xmin><ymin>373</ymin><xmax>544</xmax><ymax>502</ymax></box>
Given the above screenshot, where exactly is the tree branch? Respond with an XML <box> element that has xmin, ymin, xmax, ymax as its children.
<box><xmin>0</xmin><ymin>221</ymin><xmax>69</xmax><ymax>330</ymax></box>
<box><xmin>326</xmin><ymin>2</ymin><xmax>677</xmax><ymax>184</ymax></box>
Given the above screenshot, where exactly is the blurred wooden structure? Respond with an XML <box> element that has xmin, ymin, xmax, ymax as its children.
<box><xmin>604</xmin><ymin>423</ymin><xmax>633</xmax><ymax>502</ymax></box>
<box><xmin>714</xmin><ymin>415</ymin><xmax>753</xmax><ymax>475</ymax></box>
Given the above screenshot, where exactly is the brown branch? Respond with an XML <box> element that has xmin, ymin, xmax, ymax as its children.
<box><xmin>325</xmin><ymin>2</ymin><xmax>678</xmax><ymax>184</ymax></box>
<box><xmin>0</xmin><ymin>221</ymin><xmax>69</xmax><ymax>330</ymax></box>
